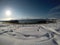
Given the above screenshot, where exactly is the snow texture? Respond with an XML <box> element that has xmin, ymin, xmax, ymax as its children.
<box><xmin>0</xmin><ymin>21</ymin><xmax>60</xmax><ymax>45</ymax></box>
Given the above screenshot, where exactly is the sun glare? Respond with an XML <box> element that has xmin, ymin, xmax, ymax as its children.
<box><xmin>5</xmin><ymin>10</ymin><xmax>11</xmax><ymax>16</ymax></box>
<box><xmin>3</xmin><ymin>18</ymin><xmax>13</xmax><ymax>21</ymax></box>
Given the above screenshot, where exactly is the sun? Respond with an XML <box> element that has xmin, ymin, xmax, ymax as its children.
<box><xmin>5</xmin><ymin>10</ymin><xmax>11</xmax><ymax>16</ymax></box>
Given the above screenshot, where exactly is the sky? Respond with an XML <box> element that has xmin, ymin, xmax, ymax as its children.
<box><xmin>0</xmin><ymin>0</ymin><xmax>60</xmax><ymax>20</ymax></box>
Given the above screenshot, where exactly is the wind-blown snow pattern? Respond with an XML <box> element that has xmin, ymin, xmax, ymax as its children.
<box><xmin>0</xmin><ymin>21</ymin><xmax>60</xmax><ymax>45</ymax></box>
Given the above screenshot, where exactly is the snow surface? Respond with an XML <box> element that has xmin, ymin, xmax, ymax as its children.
<box><xmin>0</xmin><ymin>22</ymin><xmax>60</xmax><ymax>45</ymax></box>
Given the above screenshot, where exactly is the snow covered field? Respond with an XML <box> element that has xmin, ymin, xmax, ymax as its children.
<box><xmin>0</xmin><ymin>21</ymin><xmax>60</xmax><ymax>45</ymax></box>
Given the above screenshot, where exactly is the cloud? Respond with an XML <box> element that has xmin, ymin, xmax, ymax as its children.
<box><xmin>48</xmin><ymin>5</ymin><xmax>60</xmax><ymax>18</ymax></box>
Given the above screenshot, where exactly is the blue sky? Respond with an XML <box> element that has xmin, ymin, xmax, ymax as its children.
<box><xmin>0</xmin><ymin>0</ymin><xmax>60</xmax><ymax>20</ymax></box>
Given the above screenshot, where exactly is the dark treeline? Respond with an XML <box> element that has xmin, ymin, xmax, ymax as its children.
<box><xmin>1</xmin><ymin>19</ymin><xmax>57</xmax><ymax>24</ymax></box>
